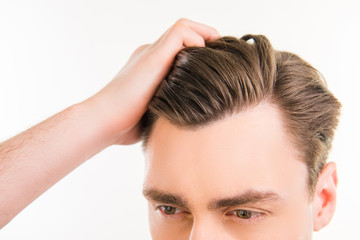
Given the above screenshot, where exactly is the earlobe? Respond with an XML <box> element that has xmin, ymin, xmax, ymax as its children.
<box><xmin>312</xmin><ymin>161</ymin><xmax>338</xmax><ymax>231</ymax></box>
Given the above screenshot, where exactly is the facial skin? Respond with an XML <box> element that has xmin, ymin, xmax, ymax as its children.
<box><xmin>143</xmin><ymin>102</ymin><xmax>337</xmax><ymax>240</ymax></box>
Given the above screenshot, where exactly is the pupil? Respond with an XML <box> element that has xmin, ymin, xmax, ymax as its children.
<box><xmin>236</xmin><ymin>210</ymin><xmax>251</xmax><ymax>219</ymax></box>
<box><xmin>165</xmin><ymin>206</ymin><xmax>176</xmax><ymax>214</ymax></box>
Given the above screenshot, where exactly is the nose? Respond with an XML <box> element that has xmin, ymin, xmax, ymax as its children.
<box><xmin>189</xmin><ymin>217</ymin><xmax>227</xmax><ymax>240</ymax></box>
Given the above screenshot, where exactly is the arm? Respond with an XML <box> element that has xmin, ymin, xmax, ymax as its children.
<box><xmin>0</xmin><ymin>19</ymin><xmax>220</xmax><ymax>228</ymax></box>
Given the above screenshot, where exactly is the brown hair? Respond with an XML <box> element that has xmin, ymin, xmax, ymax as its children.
<box><xmin>140</xmin><ymin>35</ymin><xmax>341</xmax><ymax>197</ymax></box>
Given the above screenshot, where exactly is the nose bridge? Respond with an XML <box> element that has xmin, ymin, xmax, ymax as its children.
<box><xmin>189</xmin><ymin>214</ymin><xmax>224</xmax><ymax>240</ymax></box>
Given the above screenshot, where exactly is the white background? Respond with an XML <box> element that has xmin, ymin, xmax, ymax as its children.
<box><xmin>0</xmin><ymin>0</ymin><xmax>359</xmax><ymax>239</ymax></box>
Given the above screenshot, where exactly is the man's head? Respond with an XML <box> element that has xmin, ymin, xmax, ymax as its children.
<box><xmin>140</xmin><ymin>35</ymin><xmax>341</xmax><ymax>239</ymax></box>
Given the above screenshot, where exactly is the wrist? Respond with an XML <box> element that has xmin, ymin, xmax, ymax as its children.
<box><xmin>73</xmin><ymin>97</ymin><xmax>121</xmax><ymax>147</ymax></box>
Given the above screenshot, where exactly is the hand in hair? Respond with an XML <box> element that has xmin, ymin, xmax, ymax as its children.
<box><xmin>87</xmin><ymin>18</ymin><xmax>220</xmax><ymax>145</ymax></box>
<box><xmin>0</xmin><ymin>19</ymin><xmax>219</xmax><ymax>228</ymax></box>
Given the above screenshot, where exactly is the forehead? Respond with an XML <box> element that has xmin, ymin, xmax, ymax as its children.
<box><xmin>143</xmin><ymin>102</ymin><xmax>307</xmax><ymax>203</ymax></box>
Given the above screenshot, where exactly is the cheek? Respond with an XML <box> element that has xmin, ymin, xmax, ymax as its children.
<box><xmin>262</xmin><ymin>202</ymin><xmax>313</xmax><ymax>239</ymax></box>
<box><xmin>286</xmin><ymin>201</ymin><xmax>314</xmax><ymax>238</ymax></box>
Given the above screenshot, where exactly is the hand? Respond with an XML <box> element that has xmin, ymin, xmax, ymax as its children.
<box><xmin>86</xmin><ymin>18</ymin><xmax>220</xmax><ymax>145</ymax></box>
<box><xmin>0</xmin><ymin>19</ymin><xmax>220</xmax><ymax>228</ymax></box>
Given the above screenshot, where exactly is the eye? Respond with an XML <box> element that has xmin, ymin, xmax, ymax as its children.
<box><xmin>227</xmin><ymin>209</ymin><xmax>264</xmax><ymax>221</ymax></box>
<box><xmin>235</xmin><ymin>210</ymin><xmax>254</xmax><ymax>219</ymax></box>
<box><xmin>156</xmin><ymin>205</ymin><xmax>185</xmax><ymax>215</ymax></box>
<box><xmin>162</xmin><ymin>206</ymin><xmax>177</xmax><ymax>215</ymax></box>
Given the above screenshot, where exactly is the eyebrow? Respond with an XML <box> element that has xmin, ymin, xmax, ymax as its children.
<box><xmin>208</xmin><ymin>190</ymin><xmax>283</xmax><ymax>210</ymax></box>
<box><xmin>142</xmin><ymin>188</ymin><xmax>283</xmax><ymax>210</ymax></box>
<box><xmin>142</xmin><ymin>188</ymin><xmax>189</xmax><ymax>209</ymax></box>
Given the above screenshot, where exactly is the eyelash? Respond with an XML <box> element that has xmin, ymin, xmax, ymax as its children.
<box><xmin>155</xmin><ymin>205</ymin><xmax>264</xmax><ymax>222</ymax></box>
<box><xmin>155</xmin><ymin>205</ymin><xmax>189</xmax><ymax>215</ymax></box>
<box><xmin>226</xmin><ymin>209</ymin><xmax>264</xmax><ymax>223</ymax></box>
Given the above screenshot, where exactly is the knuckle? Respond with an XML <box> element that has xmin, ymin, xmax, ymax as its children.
<box><xmin>135</xmin><ymin>44</ymin><xmax>146</xmax><ymax>52</ymax></box>
<box><xmin>177</xmin><ymin>18</ymin><xmax>188</xmax><ymax>23</ymax></box>
<box><xmin>173</xmin><ymin>18</ymin><xmax>188</xmax><ymax>30</ymax></box>
<box><xmin>133</xmin><ymin>44</ymin><xmax>150</xmax><ymax>55</ymax></box>
<box><xmin>176</xmin><ymin>18</ymin><xmax>188</xmax><ymax>24</ymax></box>
<box><xmin>193</xmin><ymin>38</ymin><xmax>205</xmax><ymax>47</ymax></box>
<box><xmin>140</xmin><ymin>43</ymin><xmax>151</xmax><ymax>50</ymax></box>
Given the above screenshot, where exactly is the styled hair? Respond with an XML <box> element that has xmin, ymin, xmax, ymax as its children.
<box><xmin>140</xmin><ymin>35</ymin><xmax>341</xmax><ymax>197</ymax></box>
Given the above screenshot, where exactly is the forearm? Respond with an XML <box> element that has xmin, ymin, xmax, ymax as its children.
<box><xmin>0</xmin><ymin>99</ymin><xmax>115</xmax><ymax>228</ymax></box>
<box><xmin>0</xmin><ymin>18</ymin><xmax>220</xmax><ymax>230</ymax></box>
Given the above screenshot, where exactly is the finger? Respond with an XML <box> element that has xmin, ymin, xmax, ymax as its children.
<box><xmin>155</xmin><ymin>27</ymin><xmax>204</xmax><ymax>58</ymax></box>
<box><xmin>174</xmin><ymin>18</ymin><xmax>220</xmax><ymax>41</ymax></box>
<box><xmin>145</xmin><ymin>18</ymin><xmax>220</xmax><ymax>69</ymax></box>
<box><xmin>182</xmin><ymin>27</ymin><xmax>205</xmax><ymax>47</ymax></box>
<box><xmin>152</xmin><ymin>18</ymin><xmax>219</xmax><ymax>51</ymax></box>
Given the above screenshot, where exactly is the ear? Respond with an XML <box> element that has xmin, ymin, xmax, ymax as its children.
<box><xmin>312</xmin><ymin>161</ymin><xmax>338</xmax><ymax>231</ymax></box>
